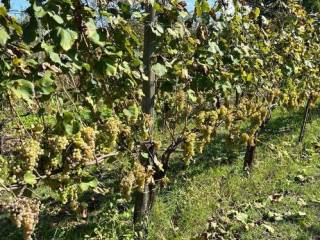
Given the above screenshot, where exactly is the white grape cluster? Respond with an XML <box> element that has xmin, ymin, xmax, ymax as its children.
<box><xmin>120</xmin><ymin>172</ymin><xmax>135</xmax><ymax>199</ymax></box>
<box><xmin>19</xmin><ymin>139</ymin><xmax>44</xmax><ymax>171</ymax></box>
<box><xmin>120</xmin><ymin>161</ymin><xmax>155</xmax><ymax>199</ymax></box>
<box><xmin>196</xmin><ymin>110</ymin><xmax>218</xmax><ymax>153</ymax></box>
<box><xmin>69</xmin><ymin>127</ymin><xmax>96</xmax><ymax>165</ymax></box>
<box><xmin>48</xmin><ymin>135</ymin><xmax>69</xmax><ymax>153</ymax></box>
<box><xmin>182</xmin><ymin>132</ymin><xmax>197</xmax><ymax>164</ymax></box>
<box><xmin>103</xmin><ymin>117</ymin><xmax>121</xmax><ymax>152</ymax></box>
<box><xmin>0</xmin><ymin>197</ymin><xmax>40</xmax><ymax>240</ymax></box>
<box><xmin>120</xmin><ymin>125</ymin><xmax>134</xmax><ymax>150</ymax></box>
<box><xmin>59</xmin><ymin>184</ymin><xmax>78</xmax><ymax>204</ymax></box>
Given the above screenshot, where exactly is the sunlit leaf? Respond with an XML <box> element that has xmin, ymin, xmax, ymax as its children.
<box><xmin>0</xmin><ymin>27</ymin><xmax>9</xmax><ymax>46</ymax></box>
<box><xmin>56</xmin><ymin>27</ymin><xmax>78</xmax><ymax>51</ymax></box>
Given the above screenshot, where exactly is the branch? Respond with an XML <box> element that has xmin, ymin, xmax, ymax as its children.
<box><xmin>161</xmin><ymin>136</ymin><xmax>185</xmax><ymax>171</ymax></box>
<box><xmin>85</xmin><ymin>151</ymin><xmax>119</xmax><ymax>166</ymax></box>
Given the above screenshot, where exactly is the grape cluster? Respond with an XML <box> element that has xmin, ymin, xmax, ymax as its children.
<box><xmin>82</xmin><ymin>127</ymin><xmax>95</xmax><ymax>149</ymax></box>
<box><xmin>103</xmin><ymin>117</ymin><xmax>121</xmax><ymax>152</ymax></box>
<box><xmin>310</xmin><ymin>92</ymin><xmax>320</xmax><ymax>108</ymax></box>
<box><xmin>48</xmin><ymin>136</ymin><xmax>69</xmax><ymax>153</ymax></box>
<box><xmin>120</xmin><ymin>161</ymin><xmax>156</xmax><ymax>199</ymax></box>
<box><xmin>0</xmin><ymin>197</ymin><xmax>40</xmax><ymax>240</ymax></box>
<box><xmin>154</xmin><ymin>140</ymin><xmax>161</xmax><ymax>151</ymax></box>
<box><xmin>120</xmin><ymin>126</ymin><xmax>134</xmax><ymax>150</ymax></box>
<box><xmin>18</xmin><ymin>139</ymin><xmax>43</xmax><ymax>172</ymax></box>
<box><xmin>120</xmin><ymin>172</ymin><xmax>135</xmax><ymax>199</ymax></box>
<box><xmin>59</xmin><ymin>184</ymin><xmax>78</xmax><ymax>204</ymax></box>
<box><xmin>196</xmin><ymin>111</ymin><xmax>218</xmax><ymax>153</ymax></box>
<box><xmin>134</xmin><ymin>161</ymin><xmax>147</xmax><ymax>192</ymax></box>
<box><xmin>141</xmin><ymin>114</ymin><xmax>153</xmax><ymax>140</ymax></box>
<box><xmin>218</xmin><ymin>105</ymin><xmax>228</xmax><ymax>117</ymax></box>
<box><xmin>241</xmin><ymin>133</ymin><xmax>255</xmax><ymax>146</ymax></box>
<box><xmin>69</xmin><ymin>127</ymin><xmax>96</xmax><ymax>165</ymax></box>
<box><xmin>126</xmin><ymin>103</ymin><xmax>140</xmax><ymax>124</ymax></box>
<box><xmin>176</xmin><ymin>90</ymin><xmax>186</xmax><ymax>112</ymax></box>
<box><xmin>182</xmin><ymin>132</ymin><xmax>197</xmax><ymax>164</ymax></box>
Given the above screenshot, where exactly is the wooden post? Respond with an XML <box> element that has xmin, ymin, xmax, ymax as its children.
<box><xmin>142</xmin><ymin>5</ymin><xmax>156</xmax><ymax>117</ymax></box>
<box><xmin>243</xmin><ymin>143</ymin><xmax>256</xmax><ymax>170</ymax></box>
<box><xmin>298</xmin><ymin>95</ymin><xmax>312</xmax><ymax>143</ymax></box>
<box><xmin>134</xmin><ymin>3</ymin><xmax>156</xmax><ymax>239</ymax></box>
<box><xmin>243</xmin><ymin>106</ymin><xmax>273</xmax><ymax>171</ymax></box>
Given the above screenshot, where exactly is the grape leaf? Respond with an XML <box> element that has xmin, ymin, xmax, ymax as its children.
<box><xmin>56</xmin><ymin>27</ymin><xmax>78</xmax><ymax>51</ymax></box>
<box><xmin>0</xmin><ymin>27</ymin><xmax>10</xmax><ymax>46</ymax></box>
<box><xmin>24</xmin><ymin>171</ymin><xmax>37</xmax><ymax>185</ymax></box>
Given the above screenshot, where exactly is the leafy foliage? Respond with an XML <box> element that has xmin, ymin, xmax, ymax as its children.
<box><xmin>0</xmin><ymin>0</ymin><xmax>319</xmax><ymax>239</ymax></box>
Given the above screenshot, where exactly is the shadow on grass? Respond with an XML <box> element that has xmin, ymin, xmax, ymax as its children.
<box><xmin>166</xmin><ymin>108</ymin><xmax>307</xmax><ymax>186</ymax></box>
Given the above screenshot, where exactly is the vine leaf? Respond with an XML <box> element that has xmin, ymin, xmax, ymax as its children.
<box><xmin>153</xmin><ymin>155</ymin><xmax>164</xmax><ymax>171</ymax></box>
<box><xmin>49</xmin><ymin>52</ymin><xmax>63</xmax><ymax>65</ymax></box>
<box><xmin>100</xmin><ymin>58</ymin><xmax>117</xmax><ymax>76</ymax></box>
<box><xmin>48</xmin><ymin>11</ymin><xmax>64</xmax><ymax>24</ymax></box>
<box><xmin>141</xmin><ymin>152</ymin><xmax>149</xmax><ymax>159</ymax></box>
<box><xmin>79</xmin><ymin>179</ymin><xmax>98</xmax><ymax>191</ymax></box>
<box><xmin>37</xmin><ymin>71</ymin><xmax>55</xmax><ymax>95</ymax></box>
<box><xmin>24</xmin><ymin>171</ymin><xmax>37</xmax><ymax>185</ymax></box>
<box><xmin>33</xmin><ymin>3</ymin><xmax>46</xmax><ymax>18</ymax></box>
<box><xmin>11</xmin><ymin>79</ymin><xmax>35</xmax><ymax>103</ymax></box>
<box><xmin>0</xmin><ymin>27</ymin><xmax>10</xmax><ymax>46</ymax></box>
<box><xmin>195</xmin><ymin>0</ymin><xmax>210</xmax><ymax>16</ymax></box>
<box><xmin>56</xmin><ymin>27</ymin><xmax>78</xmax><ymax>51</ymax></box>
<box><xmin>152</xmin><ymin>63</ymin><xmax>167</xmax><ymax>77</ymax></box>
<box><xmin>235</xmin><ymin>212</ymin><xmax>248</xmax><ymax>223</ymax></box>
<box><xmin>85</xmin><ymin>18</ymin><xmax>105</xmax><ymax>46</ymax></box>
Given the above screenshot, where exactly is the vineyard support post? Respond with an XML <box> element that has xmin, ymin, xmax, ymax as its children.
<box><xmin>243</xmin><ymin>107</ymin><xmax>273</xmax><ymax>171</ymax></box>
<box><xmin>134</xmin><ymin>2</ymin><xmax>156</xmax><ymax>239</ymax></box>
<box><xmin>298</xmin><ymin>95</ymin><xmax>313</xmax><ymax>143</ymax></box>
<box><xmin>243</xmin><ymin>142</ymin><xmax>256</xmax><ymax>170</ymax></box>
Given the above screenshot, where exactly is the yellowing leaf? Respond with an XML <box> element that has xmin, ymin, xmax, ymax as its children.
<box><xmin>11</xmin><ymin>79</ymin><xmax>35</xmax><ymax>103</ymax></box>
<box><xmin>85</xmin><ymin>18</ymin><xmax>105</xmax><ymax>47</ymax></box>
<box><xmin>254</xmin><ymin>7</ymin><xmax>260</xmax><ymax>18</ymax></box>
<box><xmin>48</xmin><ymin>12</ymin><xmax>64</xmax><ymax>24</ymax></box>
<box><xmin>56</xmin><ymin>27</ymin><xmax>78</xmax><ymax>51</ymax></box>
<box><xmin>0</xmin><ymin>27</ymin><xmax>10</xmax><ymax>46</ymax></box>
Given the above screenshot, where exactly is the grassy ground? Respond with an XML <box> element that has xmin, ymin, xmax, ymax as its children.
<box><xmin>1</xmin><ymin>107</ymin><xmax>320</xmax><ymax>240</ymax></box>
<box><xmin>148</xmin><ymin>107</ymin><xmax>320</xmax><ymax>240</ymax></box>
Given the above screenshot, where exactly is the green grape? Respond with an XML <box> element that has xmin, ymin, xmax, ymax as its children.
<box><xmin>219</xmin><ymin>105</ymin><xmax>228</xmax><ymax>117</ymax></box>
<box><xmin>72</xmin><ymin>148</ymin><xmax>82</xmax><ymax>162</ymax></box>
<box><xmin>176</xmin><ymin>90</ymin><xmax>186</xmax><ymax>112</ymax></box>
<box><xmin>19</xmin><ymin>139</ymin><xmax>44</xmax><ymax>171</ymax></box>
<box><xmin>56</xmin><ymin>136</ymin><xmax>69</xmax><ymax>151</ymax></box>
<box><xmin>73</xmin><ymin>132</ymin><xmax>87</xmax><ymax>149</ymax></box>
<box><xmin>182</xmin><ymin>132</ymin><xmax>197</xmax><ymax>164</ymax></box>
<box><xmin>0</xmin><ymin>197</ymin><xmax>40</xmax><ymax>240</ymax></box>
<box><xmin>48</xmin><ymin>135</ymin><xmax>69</xmax><ymax>153</ymax></box>
<box><xmin>103</xmin><ymin>117</ymin><xmax>121</xmax><ymax>150</ymax></box>
<box><xmin>241</xmin><ymin>133</ymin><xmax>250</xmax><ymax>143</ymax></box>
<box><xmin>196</xmin><ymin>111</ymin><xmax>206</xmax><ymax>125</ymax></box>
<box><xmin>154</xmin><ymin>140</ymin><xmax>161</xmax><ymax>151</ymax></box>
<box><xmin>81</xmin><ymin>127</ymin><xmax>95</xmax><ymax>149</ymax></box>
<box><xmin>121</xmin><ymin>126</ymin><xmax>134</xmax><ymax>150</ymax></box>
<box><xmin>134</xmin><ymin>161</ymin><xmax>146</xmax><ymax>192</ymax></box>
<box><xmin>207</xmin><ymin>111</ymin><xmax>218</xmax><ymax>123</ymax></box>
<box><xmin>120</xmin><ymin>172</ymin><xmax>135</xmax><ymax>199</ymax></box>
